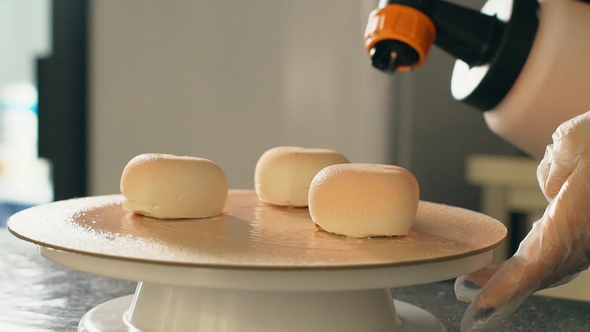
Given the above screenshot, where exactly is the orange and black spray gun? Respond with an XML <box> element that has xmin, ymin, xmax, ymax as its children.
<box><xmin>364</xmin><ymin>0</ymin><xmax>590</xmax><ymax>158</ymax></box>
<box><xmin>363</xmin><ymin>0</ymin><xmax>539</xmax><ymax>110</ymax></box>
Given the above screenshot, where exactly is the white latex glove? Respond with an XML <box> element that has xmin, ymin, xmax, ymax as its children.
<box><xmin>454</xmin><ymin>110</ymin><xmax>590</xmax><ymax>331</ymax></box>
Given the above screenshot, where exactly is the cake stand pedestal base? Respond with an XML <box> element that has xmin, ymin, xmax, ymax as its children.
<box><xmin>79</xmin><ymin>282</ymin><xmax>445</xmax><ymax>332</ymax></box>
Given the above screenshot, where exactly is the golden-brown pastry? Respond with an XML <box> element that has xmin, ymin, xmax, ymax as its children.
<box><xmin>308</xmin><ymin>163</ymin><xmax>419</xmax><ymax>238</ymax></box>
<box><xmin>120</xmin><ymin>153</ymin><xmax>228</xmax><ymax>219</ymax></box>
<box><xmin>254</xmin><ymin>146</ymin><xmax>349</xmax><ymax>207</ymax></box>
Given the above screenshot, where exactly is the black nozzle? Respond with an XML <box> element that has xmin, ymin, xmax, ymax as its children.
<box><xmin>370</xmin><ymin>40</ymin><xmax>420</xmax><ymax>73</ymax></box>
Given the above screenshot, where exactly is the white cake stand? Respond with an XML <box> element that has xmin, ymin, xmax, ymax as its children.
<box><xmin>8</xmin><ymin>190</ymin><xmax>505</xmax><ymax>332</ymax></box>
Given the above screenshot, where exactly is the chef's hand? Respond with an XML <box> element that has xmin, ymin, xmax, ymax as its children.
<box><xmin>454</xmin><ymin>110</ymin><xmax>590</xmax><ymax>331</ymax></box>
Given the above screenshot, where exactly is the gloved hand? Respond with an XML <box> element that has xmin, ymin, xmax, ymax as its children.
<box><xmin>454</xmin><ymin>110</ymin><xmax>590</xmax><ymax>331</ymax></box>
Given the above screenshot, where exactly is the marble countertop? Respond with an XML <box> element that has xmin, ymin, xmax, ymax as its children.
<box><xmin>2</xmin><ymin>228</ymin><xmax>590</xmax><ymax>331</ymax></box>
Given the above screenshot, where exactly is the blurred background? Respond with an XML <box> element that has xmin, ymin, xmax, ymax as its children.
<box><xmin>0</xmin><ymin>0</ymin><xmax>52</xmax><ymax>223</ymax></box>
<box><xmin>1</xmin><ymin>0</ymin><xmax>520</xmax><ymax>217</ymax></box>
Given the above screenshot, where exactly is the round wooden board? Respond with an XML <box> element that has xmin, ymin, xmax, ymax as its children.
<box><xmin>8</xmin><ymin>190</ymin><xmax>505</xmax><ymax>270</ymax></box>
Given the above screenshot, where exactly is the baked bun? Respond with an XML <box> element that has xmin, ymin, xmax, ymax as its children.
<box><xmin>308</xmin><ymin>163</ymin><xmax>419</xmax><ymax>238</ymax></box>
<box><xmin>120</xmin><ymin>153</ymin><xmax>228</xmax><ymax>219</ymax></box>
<box><xmin>254</xmin><ymin>146</ymin><xmax>349</xmax><ymax>207</ymax></box>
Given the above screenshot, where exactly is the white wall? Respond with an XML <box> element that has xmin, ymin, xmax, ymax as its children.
<box><xmin>89</xmin><ymin>0</ymin><xmax>394</xmax><ymax>195</ymax></box>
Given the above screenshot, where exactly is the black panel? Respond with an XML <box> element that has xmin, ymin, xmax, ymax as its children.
<box><xmin>37</xmin><ymin>0</ymin><xmax>89</xmax><ymax>200</ymax></box>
